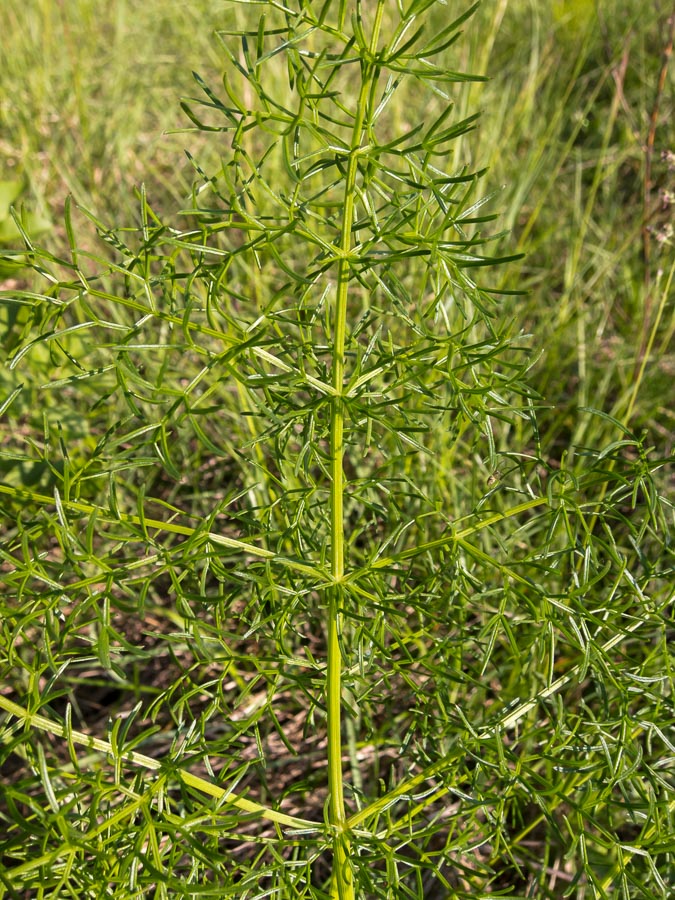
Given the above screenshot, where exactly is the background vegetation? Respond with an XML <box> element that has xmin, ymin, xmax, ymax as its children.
<box><xmin>1</xmin><ymin>0</ymin><xmax>673</xmax><ymax>897</ymax></box>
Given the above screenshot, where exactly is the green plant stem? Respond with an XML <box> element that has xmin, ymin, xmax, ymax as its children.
<box><xmin>0</xmin><ymin>694</ymin><xmax>318</xmax><ymax>832</ymax></box>
<box><xmin>328</xmin><ymin>5</ymin><xmax>385</xmax><ymax>896</ymax></box>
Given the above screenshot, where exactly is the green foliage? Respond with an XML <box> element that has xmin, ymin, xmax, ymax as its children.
<box><xmin>1</xmin><ymin>1</ymin><xmax>673</xmax><ymax>898</ymax></box>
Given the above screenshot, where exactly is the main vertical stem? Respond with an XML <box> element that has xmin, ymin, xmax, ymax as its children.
<box><xmin>328</xmin><ymin>5</ymin><xmax>385</xmax><ymax>897</ymax></box>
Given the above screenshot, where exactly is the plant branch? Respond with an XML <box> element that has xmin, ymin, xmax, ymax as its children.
<box><xmin>0</xmin><ymin>694</ymin><xmax>320</xmax><ymax>832</ymax></box>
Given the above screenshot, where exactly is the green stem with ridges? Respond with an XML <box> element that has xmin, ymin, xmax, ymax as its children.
<box><xmin>328</xmin><ymin>4</ymin><xmax>386</xmax><ymax>896</ymax></box>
